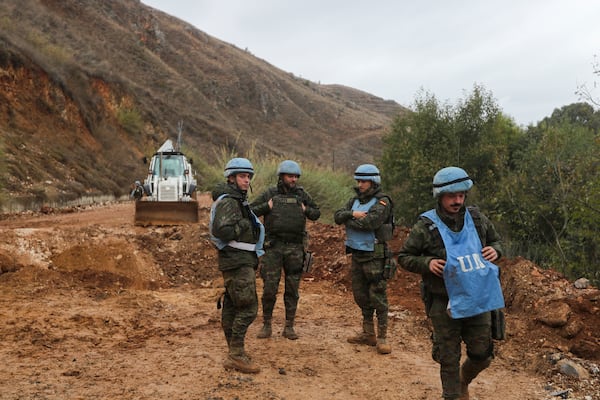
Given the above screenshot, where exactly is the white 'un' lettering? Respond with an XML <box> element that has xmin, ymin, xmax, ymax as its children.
<box><xmin>457</xmin><ymin>254</ymin><xmax>486</xmax><ymax>272</ymax></box>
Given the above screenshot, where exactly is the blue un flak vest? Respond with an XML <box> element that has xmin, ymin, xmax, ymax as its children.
<box><xmin>345</xmin><ymin>197</ymin><xmax>378</xmax><ymax>251</ymax></box>
<box><xmin>210</xmin><ymin>194</ymin><xmax>265</xmax><ymax>257</ymax></box>
<box><xmin>421</xmin><ymin>209</ymin><xmax>505</xmax><ymax>319</ymax></box>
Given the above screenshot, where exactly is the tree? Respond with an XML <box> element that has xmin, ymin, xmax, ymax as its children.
<box><xmin>381</xmin><ymin>84</ymin><xmax>520</xmax><ymax>226</ymax></box>
<box><xmin>542</xmin><ymin>102</ymin><xmax>600</xmax><ymax>134</ymax></box>
<box><xmin>380</xmin><ymin>89</ymin><xmax>452</xmax><ymax>224</ymax></box>
<box><xmin>503</xmin><ymin>106</ymin><xmax>600</xmax><ymax>283</ymax></box>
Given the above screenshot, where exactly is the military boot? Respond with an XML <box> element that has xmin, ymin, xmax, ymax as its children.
<box><xmin>376</xmin><ymin>319</ymin><xmax>391</xmax><ymax>354</ymax></box>
<box><xmin>376</xmin><ymin>338</ymin><xmax>392</xmax><ymax>354</ymax></box>
<box><xmin>223</xmin><ymin>353</ymin><xmax>261</xmax><ymax>374</ymax></box>
<box><xmin>347</xmin><ymin>320</ymin><xmax>377</xmax><ymax>346</ymax></box>
<box><xmin>459</xmin><ymin>356</ymin><xmax>492</xmax><ymax>400</ymax></box>
<box><xmin>282</xmin><ymin>318</ymin><xmax>299</xmax><ymax>340</ymax></box>
<box><xmin>224</xmin><ymin>339</ymin><xmax>260</xmax><ymax>374</ymax></box>
<box><xmin>256</xmin><ymin>317</ymin><xmax>272</xmax><ymax>339</ymax></box>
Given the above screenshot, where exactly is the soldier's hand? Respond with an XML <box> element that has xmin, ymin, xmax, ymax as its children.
<box><xmin>482</xmin><ymin>246</ymin><xmax>498</xmax><ymax>262</ymax></box>
<box><xmin>352</xmin><ymin>210</ymin><xmax>367</xmax><ymax>219</ymax></box>
<box><xmin>429</xmin><ymin>258</ymin><xmax>445</xmax><ymax>277</ymax></box>
<box><xmin>268</xmin><ymin>198</ymin><xmax>273</xmax><ymax>209</ymax></box>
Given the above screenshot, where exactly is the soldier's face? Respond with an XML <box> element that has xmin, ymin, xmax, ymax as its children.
<box><xmin>356</xmin><ymin>179</ymin><xmax>372</xmax><ymax>193</ymax></box>
<box><xmin>234</xmin><ymin>173</ymin><xmax>251</xmax><ymax>191</ymax></box>
<box><xmin>281</xmin><ymin>174</ymin><xmax>299</xmax><ymax>188</ymax></box>
<box><xmin>440</xmin><ymin>192</ymin><xmax>466</xmax><ymax>215</ymax></box>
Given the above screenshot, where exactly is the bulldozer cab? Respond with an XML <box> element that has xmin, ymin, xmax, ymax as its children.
<box><xmin>153</xmin><ymin>155</ymin><xmax>184</xmax><ymax>178</ymax></box>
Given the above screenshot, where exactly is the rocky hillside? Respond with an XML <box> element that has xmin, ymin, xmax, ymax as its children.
<box><xmin>0</xmin><ymin>0</ymin><xmax>408</xmax><ymax>208</ymax></box>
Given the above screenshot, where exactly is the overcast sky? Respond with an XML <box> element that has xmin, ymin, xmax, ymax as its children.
<box><xmin>142</xmin><ymin>0</ymin><xmax>599</xmax><ymax>126</ymax></box>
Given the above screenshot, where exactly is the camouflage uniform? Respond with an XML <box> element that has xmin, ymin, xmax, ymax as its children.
<box><xmin>398</xmin><ymin>204</ymin><xmax>503</xmax><ymax>400</ymax></box>
<box><xmin>334</xmin><ymin>185</ymin><xmax>393</xmax><ymax>349</ymax></box>
<box><xmin>211</xmin><ymin>182</ymin><xmax>261</xmax><ymax>362</ymax></box>
<box><xmin>251</xmin><ymin>181</ymin><xmax>320</xmax><ymax>338</ymax></box>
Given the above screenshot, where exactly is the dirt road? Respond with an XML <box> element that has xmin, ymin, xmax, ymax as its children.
<box><xmin>0</xmin><ymin>199</ymin><xmax>597</xmax><ymax>399</ymax></box>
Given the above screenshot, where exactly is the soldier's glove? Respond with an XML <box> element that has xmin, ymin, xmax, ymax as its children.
<box><xmin>383</xmin><ymin>258</ymin><xmax>397</xmax><ymax>280</ymax></box>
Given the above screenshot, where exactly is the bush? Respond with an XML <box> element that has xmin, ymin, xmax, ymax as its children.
<box><xmin>117</xmin><ymin>107</ymin><xmax>143</xmax><ymax>134</ymax></box>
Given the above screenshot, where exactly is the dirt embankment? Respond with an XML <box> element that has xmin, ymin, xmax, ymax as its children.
<box><xmin>0</xmin><ymin>199</ymin><xmax>598</xmax><ymax>399</ymax></box>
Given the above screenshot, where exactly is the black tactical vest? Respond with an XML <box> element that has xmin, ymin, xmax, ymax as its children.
<box><xmin>265</xmin><ymin>193</ymin><xmax>306</xmax><ymax>237</ymax></box>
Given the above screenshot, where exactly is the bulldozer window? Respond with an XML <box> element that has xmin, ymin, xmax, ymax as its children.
<box><xmin>154</xmin><ymin>156</ymin><xmax>184</xmax><ymax>177</ymax></box>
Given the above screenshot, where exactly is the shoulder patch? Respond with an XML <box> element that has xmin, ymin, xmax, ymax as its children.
<box><xmin>379</xmin><ymin>200</ymin><xmax>387</xmax><ymax>206</ymax></box>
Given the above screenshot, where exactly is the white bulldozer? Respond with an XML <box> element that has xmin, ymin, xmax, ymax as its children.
<box><xmin>134</xmin><ymin>136</ymin><xmax>198</xmax><ymax>226</ymax></box>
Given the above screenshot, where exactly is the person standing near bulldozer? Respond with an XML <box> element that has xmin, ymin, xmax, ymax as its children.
<box><xmin>334</xmin><ymin>164</ymin><xmax>395</xmax><ymax>355</ymax></box>
<box><xmin>398</xmin><ymin>166</ymin><xmax>504</xmax><ymax>400</ymax></box>
<box><xmin>251</xmin><ymin>160</ymin><xmax>321</xmax><ymax>340</ymax></box>
<box><xmin>210</xmin><ymin>157</ymin><xmax>265</xmax><ymax>374</ymax></box>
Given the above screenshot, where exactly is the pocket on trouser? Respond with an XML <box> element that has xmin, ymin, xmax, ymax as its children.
<box><xmin>286</xmin><ymin>263</ymin><xmax>304</xmax><ymax>275</ymax></box>
<box><xmin>368</xmin><ymin>279</ymin><xmax>388</xmax><ymax>313</ymax></box>
<box><xmin>227</xmin><ymin>277</ymin><xmax>257</xmax><ymax>308</ymax></box>
<box><xmin>284</xmin><ymin>259</ymin><xmax>304</xmax><ymax>275</ymax></box>
<box><xmin>371</xmin><ymin>278</ymin><xmax>387</xmax><ymax>295</ymax></box>
<box><xmin>283</xmin><ymin>247</ymin><xmax>304</xmax><ymax>275</ymax></box>
<box><xmin>363</xmin><ymin>259</ymin><xmax>385</xmax><ymax>283</ymax></box>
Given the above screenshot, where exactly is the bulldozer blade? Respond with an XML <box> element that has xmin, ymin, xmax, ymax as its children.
<box><xmin>134</xmin><ymin>201</ymin><xmax>199</xmax><ymax>226</ymax></box>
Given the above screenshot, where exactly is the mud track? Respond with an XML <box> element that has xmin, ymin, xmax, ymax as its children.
<box><xmin>0</xmin><ymin>197</ymin><xmax>598</xmax><ymax>399</ymax></box>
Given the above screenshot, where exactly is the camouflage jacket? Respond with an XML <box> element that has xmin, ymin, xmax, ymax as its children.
<box><xmin>211</xmin><ymin>182</ymin><xmax>259</xmax><ymax>271</ymax></box>
<box><xmin>398</xmin><ymin>204</ymin><xmax>503</xmax><ymax>296</ymax></box>
<box><xmin>334</xmin><ymin>186</ymin><xmax>393</xmax><ymax>257</ymax></box>
<box><xmin>250</xmin><ymin>181</ymin><xmax>320</xmax><ymax>242</ymax></box>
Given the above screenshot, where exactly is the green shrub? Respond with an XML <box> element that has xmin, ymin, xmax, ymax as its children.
<box><xmin>117</xmin><ymin>107</ymin><xmax>143</xmax><ymax>134</ymax></box>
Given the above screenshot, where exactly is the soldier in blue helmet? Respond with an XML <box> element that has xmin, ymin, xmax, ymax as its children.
<box><xmin>398</xmin><ymin>166</ymin><xmax>504</xmax><ymax>400</ymax></box>
<box><xmin>334</xmin><ymin>164</ymin><xmax>395</xmax><ymax>355</ymax></box>
<box><xmin>210</xmin><ymin>157</ymin><xmax>265</xmax><ymax>374</ymax></box>
<box><xmin>251</xmin><ymin>160</ymin><xmax>321</xmax><ymax>340</ymax></box>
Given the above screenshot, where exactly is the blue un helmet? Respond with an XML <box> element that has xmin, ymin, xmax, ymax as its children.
<box><xmin>224</xmin><ymin>157</ymin><xmax>254</xmax><ymax>178</ymax></box>
<box><xmin>432</xmin><ymin>166</ymin><xmax>473</xmax><ymax>198</ymax></box>
<box><xmin>277</xmin><ymin>160</ymin><xmax>301</xmax><ymax>176</ymax></box>
<box><xmin>354</xmin><ymin>164</ymin><xmax>381</xmax><ymax>184</ymax></box>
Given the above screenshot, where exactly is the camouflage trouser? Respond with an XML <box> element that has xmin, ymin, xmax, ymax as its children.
<box><xmin>259</xmin><ymin>241</ymin><xmax>304</xmax><ymax>321</ymax></box>
<box><xmin>429</xmin><ymin>294</ymin><xmax>493</xmax><ymax>400</ymax></box>
<box><xmin>350</xmin><ymin>255</ymin><xmax>388</xmax><ymax>335</ymax></box>
<box><xmin>221</xmin><ymin>266</ymin><xmax>258</xmax><ymax>348</ymax></box>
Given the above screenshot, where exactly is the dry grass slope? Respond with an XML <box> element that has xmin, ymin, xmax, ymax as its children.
<box><xmin>0</xmin><ymin>0</ymin><xmax>409</xmax><ymax>206</ymax></box>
